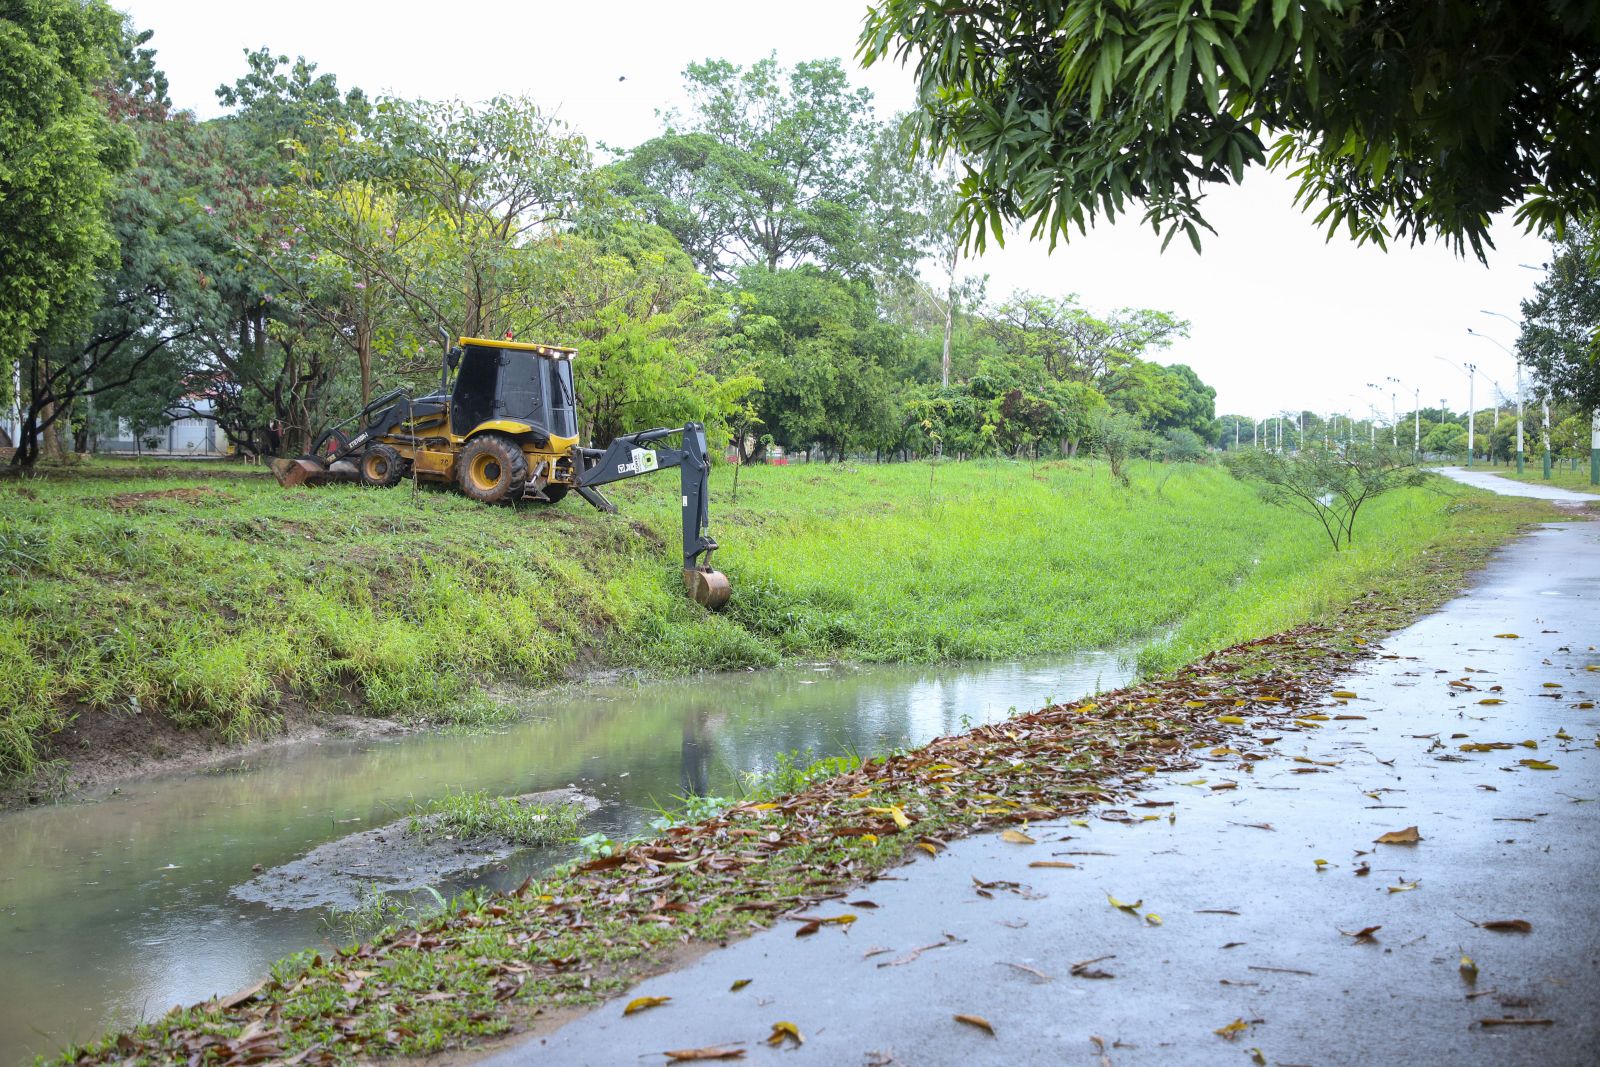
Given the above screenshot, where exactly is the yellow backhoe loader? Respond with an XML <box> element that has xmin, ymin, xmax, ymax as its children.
<box><xmin>270</xmin><ymin>336</ymin><xmax>730</xmax><ymax>609</ymax></box>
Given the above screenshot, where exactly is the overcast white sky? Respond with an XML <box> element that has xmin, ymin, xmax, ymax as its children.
<box><xmin>117</xmin><ymin>0</ymin><xmax>1547</xmax><ymax>421</ymax></box>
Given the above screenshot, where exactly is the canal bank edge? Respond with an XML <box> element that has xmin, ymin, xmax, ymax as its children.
<box><xmin>54</xmin><ymin>501</ymin><xmax>1585</xmax><ymax>1065</ymax></box>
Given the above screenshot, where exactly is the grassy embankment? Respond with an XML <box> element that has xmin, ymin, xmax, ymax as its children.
<box><xmin>0</xmin><ymin>457</ymin><xmax>1556</xmax><ymax>785</ymax></box>
<box><xmin>1480</xmin><ymin>464</ymin><xmax>1598</xmax><ymax>494</ymax></box>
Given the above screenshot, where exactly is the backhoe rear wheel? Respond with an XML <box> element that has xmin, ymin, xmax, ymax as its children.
<box><xmin>359</xmin><ymin>443</ymin><xmax>405</xmax><ymax>488</ymax></box>
<box><xmin>457</xmin><ymin>433</ymin><xmax>527</xmax><ymax>503</ymax></box>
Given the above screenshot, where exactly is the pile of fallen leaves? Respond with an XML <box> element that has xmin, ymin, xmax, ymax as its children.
<box><xmin>63</xmin><ymin>609</ymin><xmax>1392</xmax><ymax>1066</ymax></box>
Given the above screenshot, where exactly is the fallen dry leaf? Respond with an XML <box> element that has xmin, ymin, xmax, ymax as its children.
<box><xmin>1374</xmin><ymin>826</ymin><xmax>1422</xmax><ymax>845</ymax></box>
<box><xmin>729</xmin><ymin>979</ymin><xmax>751</xmax><ymax>992</ymax></box>
<box><xmin>1518</xmin><ymin>759</ymin><xmax>1559</xmax><ymax>771</ymax></box>
<box><xmin>1000</xmin><ymin>829</ymin><xmax>1036</xmax><ymax>845</ymax></box>
<box><xmin>1388</xmin><ymin>879</ymin><xmax>1420</xmax><ymax>894</ymax></box>
<box><xmin>1477</xmin><ymin>1018</ymin><xmax>1554</xmax><ymax>1028</ymax></box>
<box><xmin>765</xmin><ymin>1022</ymin><xmax>803</xmax><ymax>1048</ymax></box>
<box><xmin>997</xmin><ymin>961</ymin><xmax>1053</xmax><ymax>982</ymax></box>
<box><xmin>624</xmin><ymin>996</ymin><xmax>671</xmax><ymax>1016</ymax></box>
<box><xmin>953</xmin><ymin>1014</ymin><xmax>996</xmax><ymax>1036</ymax></box>
<box><xmin>1478</xmin><ymin>919</ymin><xmax>1534</xmax><ymax>933</ymax></box>
<box><xmin>1493</xmin><ymin>633</ymin><xmax>1520</xmax><ymax>639</ymax></box>
<box><xmin>1214</xmin><ymin>1018</ymin><xmax>1250</xmax><ymax>1041</ymax></box>
<box><xmin>1107</xmin><ymin>894</ymin><xmax>1142</xmax><ymax>913</ymax></box>
<box><xmin>1340</xmin><ymin>925</ymin><xmax>1382</xmax><ymax>944</ymax></box>
<box><xmin>1460</xmin><ymin>956</ymin><xmax>1478</xmax><ymax>983</ymax></box>
<box><xmin>664</xmin><ymin>1046</ymin><xmax>746</xmax><ymax>1061</ymax></box>
<box><xmin>1028</xmin><ymin>860</ymin><xmax>1075</xmax><ymax>869</ymax></box>
<box><xmin>1071</xmin><ymin>955</ymin><xmax>1116</xmax><ymax>979</ymax></box>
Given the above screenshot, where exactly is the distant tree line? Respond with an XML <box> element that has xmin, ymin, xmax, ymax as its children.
<box><xmin>1</xmin><ymin>1</ymin><xmax>1218</xmax><ymax>471</ymax></box>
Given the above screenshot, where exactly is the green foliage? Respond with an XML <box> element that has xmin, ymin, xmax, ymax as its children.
<box><xmin>1520</xmin><ymin>222</ymin><xmax>1600</xmax><ymax>411</ymax></box>
<box><xmin>0</xmin><ymin>0</ymin><xmax>128</xmax><ymax>354</ymax></box>
<box><xmin>613</xmin><ymin>55</ymin><xmax>923</xmax><ymax>279</ymax></box>
<box><xmin>1224</xmin><ymin>444</ymin><xmax>1429</xmax><ymax>550</ymax></box>
<box><xmin>859</xmin><ymin>1</ymin><xmax>1600</xmax><ymax>258</ymax></box>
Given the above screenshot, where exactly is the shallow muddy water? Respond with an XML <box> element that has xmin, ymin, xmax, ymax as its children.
<box><xmin>0</xmin><ymin>651</ymin><xmax>1132</xmax><ymax>1060</ymax></box>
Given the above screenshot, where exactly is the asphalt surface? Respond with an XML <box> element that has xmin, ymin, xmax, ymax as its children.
<box><xmin>1434</xmin><ymin>465</ymin><xmax>1596</xmax><ymax>502</ymax></box>
<box><xmin>480</xmin><ymin>501</ymin><xmax>1599</xmax><ymax>1066</ymax></box>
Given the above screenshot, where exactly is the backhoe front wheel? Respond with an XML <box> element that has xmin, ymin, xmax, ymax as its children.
<box><xmin>457</xmin><ymin>433</ymin><xmax>527</xmax><ymax>503</ymax></box>
<box><xmin>359</xmin><ymin>443</ymin><xmax>405</xmax><ymax>488</ymax></box>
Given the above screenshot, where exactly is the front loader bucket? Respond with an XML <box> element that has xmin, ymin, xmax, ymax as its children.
<box><xmin>684</xmin><ymin>567</ymin><xmax>731</xmax><ymax>611</ymax></box>
<box><xmin>270</xmin><ymin>457</ymin><xmax>327</xmax><ymax>488</ymax></box>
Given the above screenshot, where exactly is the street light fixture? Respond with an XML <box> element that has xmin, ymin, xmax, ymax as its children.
<box><xmin>1467</xmin><ymin>327</ymin><xmax>1522</xmax><ymax>470</ymax></box>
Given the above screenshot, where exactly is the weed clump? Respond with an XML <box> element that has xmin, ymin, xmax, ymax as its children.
<box><xmin>407</xmin><ymin>790</ymin><xmax>584</xmax><ymax>847</ymax></box>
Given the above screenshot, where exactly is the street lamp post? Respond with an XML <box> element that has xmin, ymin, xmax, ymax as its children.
<box><xmin>1477</xmin><ymin>312</ymin><xmax>1527</xmax><ymax>474</ymax></box>
<box><xmin>1412</xmin><ymin>386</ymin><xmax>1420</xmax><ymax>458</ymax></box>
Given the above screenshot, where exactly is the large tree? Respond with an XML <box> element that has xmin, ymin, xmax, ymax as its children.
<box><xmin>859</xmin><ymin>1</ymin><xmax>1600</xmax><ymax>258</ymax></box>
<box><xmin>613</xmin><ymin>56</ymin><xmax>925</xmax><ymax>280</ymax></box>
<box><xmin>2</xmin><ymin>0</ymin><xmax>131</xmax><ymax>451</ymax></box>
<box><xmin>1519</xmin><ymin>223</ymin><xmax>1599</xmax><ymax>412</ymax></box>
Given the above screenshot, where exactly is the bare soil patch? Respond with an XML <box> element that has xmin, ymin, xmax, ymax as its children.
<box><xmin>105</xmin><ymin>486</ymin><xmax>237</xmax><ymax>510</ymax></box>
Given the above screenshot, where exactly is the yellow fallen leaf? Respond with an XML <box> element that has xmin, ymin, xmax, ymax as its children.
<box><xmin>861</xmin><ymin>833</ymin><xmax>878</xmax><ymax>846</ymax></box>
<box><xmin>1579</xmin><ymin>702</ymin><xmax>1595</xmax><ymax>709</ymax></box>
<box><xmin>766</xmin><ymin>1021</ymin><xmax>803</xmax><ymax>1047</ymax></box>
<box><xmin>1294</xmin><ymin>719</ymin><xmax>1324</xmax><ymax>729</ymax></box>
<box><xmin>730</xmin><ymin>979</ymin><xmax>752</xmax><ymax>991</ymax></box>
<box><xmin>1494</xmin><ymin>633</ymin><xmax>1520</xmax><ymax>639</ymax></box>
<box><xmin>864</xmin><ymin>805</ymin><xmax>911</xmax><ymax>830</ymax></box>
<box><xmin>916</xmin><ymin>841</ymin><xmax>939</xmax><ymax>856</ymax></box>
<box><xmin>624</xmin><ymin>995</ymin><xmax>671</xmax><ymax>1015</ymax></box>
<box><xmin>1145</xmin><ymin>913</ymin><xmax>1163</xmax><ymax>926</ymax></box>
<box><xmin>1107</xmin><ymin>894</ymin><xmax>1142</xmax><ymax>912</ymax></box>
<box><xmin>749</xmin><ymin>802</ymin><xmax>780</xmax><ymax>811</ymax></box>
<box><xmin>1070</xmin><ymin>819</ymin><xmax>1089</xmax><ymax>827</ymax></box>
<box><xmin>1478</xmin><ymin>698</ymin><xmax>1506</xmax><ymax>705</ymax></box>
<box><xmin>1299</xmin><ymin>713</ymin><xmax>1330</xmax><ymax>721</ymax></box>
<box><xmin>1214</xmin><ymin>1018</ymin><xmax>1250</xmax><ymax>1040</ymax></box>
<box><xmin>1000</xmin><ymin>829</ymin><xmax>1036</xmax><ymax>845</ymax></box>
<box><xmin>1029</xmin><ymin>860</ymin><xmax>1075</xmax><ymax>869</ymax></box>
<box><xmin>1250</xmin><ymin>1049</ymin><xmax>1267</xmax><ymax>1066</ymax></box>
<box><xmin>1519</xmin><ymin>739</ymin><xmax>1539</xmax><ymax>749</ymax></box>
<box><xmin>849</xmin><ymin>788</ymin><xmax>873</xmax><ymax>799</ymax></box>
<box><xmin>1314</xmin><ymin>858</ymin><xmax>1330</xmax><ymax>870</ymax></box>
<box><xmin>1388</xmin><ymin>880</ymin><xmax>1420</xmax><ymax>893</ymax></box>
<box><xmin>1374</xmin><ymin>826</ymin><xmax>1422</xmax><ymax>845</ymax></box>
<box><xmin>1556</xmin><ymin>728</ymin><xmax>1572</xmax><ymax>740</ymax></box>
<box><xmin>1331</xmin><ymin>690</ymin><xmax>1358</xmax><ymax>699</ymax></box>
<box><xmin>1543</xmin><ymin>683</ymin><xmax>1563</xmax><ymax>689</ymax></box>
<box><xmin>1460</xmin><ymin>956</ymin><xmax>1478</xmax><ymax>983</ymax></box>
<box><xmin>953</xmin><ymin>1013</ymin><xmax>995</xmax><ymax>1036</ymax></box>
<box><xmin>1186</xmin><ymin>700</ymin><xmax>1207</xmax><ymax>708</ymax></box>
<box><xmin>1519</xmin><ymin>759</ymin><xmax>1558</xmax><ymax>771</ymax></box>
<box><xmin>1217</xmin><ymin>715</ymin><xmax>1246</xmax><ymax>725</ymax></box>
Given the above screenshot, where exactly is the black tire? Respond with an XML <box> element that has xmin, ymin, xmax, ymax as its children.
<box><xmin>531</xmin><ymin>483</ymin><xmax>569</xmax><ymax>504</ymax></box>
<box><xmin>457</xmin><ymin>433</ymin><xmax>527</xmax><ymax>503</ymax></box>
<box><xmin>359</xmin><ymin>443</ymin><xmax>405</xmax><ymax>488</ymax></box>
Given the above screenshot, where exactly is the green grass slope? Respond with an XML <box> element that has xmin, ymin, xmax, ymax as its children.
<box><xmin>0</xmin><ymin>459</ymin><xmax>1550</xmax><ymax>779</ymax></box>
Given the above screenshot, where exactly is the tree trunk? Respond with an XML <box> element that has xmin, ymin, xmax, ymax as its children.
<box><xmin>357</xmin><ymin>321</ymin><xmax>373</xmax><ymax>410</ymax></box>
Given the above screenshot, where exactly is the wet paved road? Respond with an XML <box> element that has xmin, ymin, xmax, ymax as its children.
<box><xmin>1434</xmin><ymin>465</ymin><xmax>1596</xmax><ymax>502</ymax></box>
<box><xmin>477</xmin><ymin>517</ymin><xmax>1600</xmax><ymax>1066</ymax></box>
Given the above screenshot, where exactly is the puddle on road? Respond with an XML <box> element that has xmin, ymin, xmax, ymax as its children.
<box><xmin>0</xmin><ymin>650</ymin><xmax>1132</xmax><ymax>1059</ymax></box>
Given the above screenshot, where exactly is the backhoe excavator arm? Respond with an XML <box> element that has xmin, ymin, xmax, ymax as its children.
<box><xmin>575</xmin><ymin>422</ymin><xmax>730</xmax><ymax>609</ymax></box>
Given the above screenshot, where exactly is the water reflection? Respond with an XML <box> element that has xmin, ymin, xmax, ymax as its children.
<box><xmin>0</xmin><ymin>651</ymin><xmax>1130</xmax><ymax>1061</ymax></box>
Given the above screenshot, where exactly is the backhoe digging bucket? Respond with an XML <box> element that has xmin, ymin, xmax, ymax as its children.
<box><xmin>684</xmin><ymin>567</ymin><xmax>732</xmax><ymax>610</ymax></box>
<box><xmin>270</xmin><ymin>457</ymin><xmax>327</xmax><ymax>488</ymax></box>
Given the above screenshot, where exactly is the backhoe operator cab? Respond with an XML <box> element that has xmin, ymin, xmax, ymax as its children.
<box><xmin>273</xmin><ymin>336</ymin><xmax>731</xmax><ymax>609</ymax></box>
